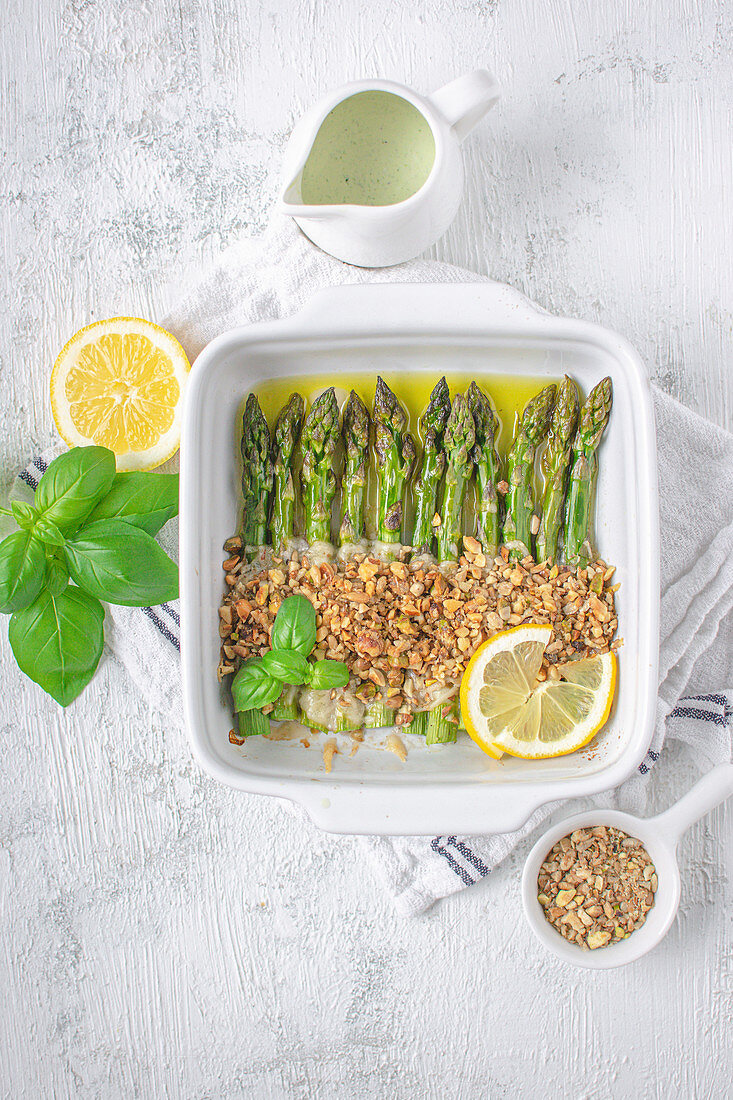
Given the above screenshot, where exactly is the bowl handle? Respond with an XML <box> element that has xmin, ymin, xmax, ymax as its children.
<box><xmin>427</xmin><ymin>70</ymin><xmax>501</xmax><ymax>143</ymax></box>
<box><xmin>649</xmin><ymin>763</ymin><xmax>733</xmax><ymax>844</ymax></box>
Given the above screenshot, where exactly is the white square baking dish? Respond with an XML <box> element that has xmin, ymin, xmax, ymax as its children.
<box><xmin>179</xmin><ymin>282</ymin><xmax>659</xmax><ymax>835</ymax></box>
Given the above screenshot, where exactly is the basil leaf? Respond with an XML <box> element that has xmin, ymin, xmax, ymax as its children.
<box><xmin>11</xmin><ymin>501</ymin><xmax>39</xmax><ymax>531</ymax></box>
<box><xmin>35</xmin><ymin>447</ymin><xmax>116</xmax><ymax>532</ymax></box>
<box><xmin>270</xmin><ymin>595</ymin><xmax>316</xmax><ymax>657</ymax></box>
<box><xmin>309</xmin><ymin>660</ymin><xmax>350</xmax><ymax>691</ymax></box>
<box><xmin>261</xmin><ymin>649</ymin><xmax>310</xmax><ymax>685</ymax></box>
<box><xmin>87</xmin><ymin>472</ymin><xmax>179</xmax><ymax>536</ymax></box>
<box><xmin>34</xmin><ymin>517</ymin><xmax>66</xmax><ymax>548</ymax></box>
<box><xmin>231</xmin><ymin>662</ymin><xmax>283</xmax><ymax>712</ymax></box>
<box><xmin>9</xmin><ymin>586</ymin><xmax>104</xmax><ymax>706</ymax></box>
<box><xmin>46</xmin><ymin>556</ymin><xmax>70</xmax><ymax>598</ymax></box>
<box><xmin>0</xmin><ymin>531</ymin><xmax>46</xmax><ymax>613</ymax></box>
<box><xmin>63</xmin><ymin>519</ymin><xmax>178</xmax><ymax>606</ymax></box>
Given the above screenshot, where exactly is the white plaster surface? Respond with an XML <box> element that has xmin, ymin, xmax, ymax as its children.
<box><xmin>1</xmin><ymin>1</ymin><xmax>732</xmax><ymax>1096</ymax></box>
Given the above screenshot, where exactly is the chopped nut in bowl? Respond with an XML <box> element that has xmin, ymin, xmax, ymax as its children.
<box><xmin>521</xmin><ymin>766</ymin><xmax>733</xmax><ymax>969</ymax></box>
<box><xmin>537</xmin><ymin>826</ymin><xmax>657</xmax><ymax>950</ymax></box>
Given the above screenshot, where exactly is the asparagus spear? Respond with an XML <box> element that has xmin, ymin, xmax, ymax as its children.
<box><xmin>412</xmin><ymin>377</ymin><xmax>451</xmax><ymax>555</ymax></box>
<box><xmin>563</xmin><ymin>377</ymin><xmax>613</xmax><ymax>568</ymax></box>
<box><xmin>363</xmin><ymin>379</ymin><xmax>415</xmax><ymax>729</ymax></box>
<box><xmin>269</xmin><ymin>393</ymin><xmax>304</xmax><ymax>553</ymax></box>
<box><xmin>421</xmin><ymin>394</ymin><xmax>476</xmax><ymax>743</ymax></box>
<box><xmin>237</xmin><ymin>393</ymin><xmax>274</xmax><ymax>734</ymax></box>
<box><xmin>300</xmin><ymin>388</ymin><xmax>340</xmax><ymax>547</ymax></box>
<box><xmin>297</xmin><ymin>389</ymin><xmax>366</xmax><ymax>733</ymax></box>
<box><xmin>436</xmin><ymin>393</ymin><xmax>475</xmax><ymax>563</ymax></box>
<box><xmin>334</xmin><ymin>392</ymin><xmax>373</xmax><ymax>730</ymax></box>
<box><xmin>265</xmin><ymin>394</ymin><xmax>306</xmax><ymax>722</ymax></box>
<box><xmin>536</xmin><ymin>375</ymin><xmax>580</xmax><ymax>564</ymax></box>
<box><xmin>502</xmin><ymin>384</ymin><xmax>556</xmax><ymax>560</ymax></box>
<box><xmin>373</xmin><ymin>377</ymin><xmax>416</xmax><ymax>547</ymax></box>
<box><xmin>466</xmin><ymin>381</ymin><xmax>501</xmax><ymax>559</ymax></box>
<box><xmin>240</xmin><ymin>393</ymin><xmax>273</xmax><ymax>555</ymax></box>
<box><xmin>338</xmin><ymin>391</ymin><xmax>370</xmax><ymax>548</ymax></box>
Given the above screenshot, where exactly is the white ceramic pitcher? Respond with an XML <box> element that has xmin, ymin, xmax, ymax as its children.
<box><xmin>277</xmin><ymin>72</ymin><xmax>501</xmax><ymax>268</ymax></box>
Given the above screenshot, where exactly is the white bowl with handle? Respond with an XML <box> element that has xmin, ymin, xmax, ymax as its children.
<box><xmin>179</xmin><ymin>281</ymin><xmax>659</xmax><ymax>835</ymax></box>
<box><xmin>521</xmin><ymin>763</ymin><xmax>733</xmax><ymax>968</ymax></box>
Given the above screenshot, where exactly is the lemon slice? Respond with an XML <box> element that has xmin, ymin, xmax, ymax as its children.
<box><xmin>50</xmin><ymin>317</ymin><xmax>190</xmax><ymax>470</ymax></box>
<box><xmin>460</xmin><ymin>625</ymin><xmax>616</xmax><ymax>759</ymax></box>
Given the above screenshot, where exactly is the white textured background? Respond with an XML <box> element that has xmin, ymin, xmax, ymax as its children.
<box><xmin>1</xmin><ymin>1</ymin><xmax>732</xmax><ymax>1097</ymax></box>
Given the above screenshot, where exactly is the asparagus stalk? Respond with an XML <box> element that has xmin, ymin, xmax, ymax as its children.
<box><xmin>240</xmin><ymin>393</ymin><xmax>273</xmax><ymax>555</ymax></box>
<box><xmin>422</xmin><ymin>394</ymin><xmax>476</xmax><ymax>743</ymax></box>
<box><xmin>297</xmin><ymin>389</ymin><xmax>365</xmax><ymax>733</ymax></box>
<box><xmin>300</xmin><ymin>388</ymin><xmax>340</xmax><ymax>547</ymax></box>
<box><xmin>436</xmin><ymin>393</ymin><xmax>475</xmax><ymax>563</ymax></box>
<box><xmin>269</xmin><ymin>393</ymin><xmax>304</xmax><ymax>553</ymax></box>
<box><xmin>235</xmin><ymin>708</ymin><xmax>270</xmax><ymax>738</ymax></box>
<box><xmin>338</xmin><ymin>391</ymin><xmax>370</xmax><ymax>547</ymax></box>
<box><xmin>373</xmin><ymin>377</ymin><xmax>416</xmax><ymax>547</ymax></box>
<box><xmin>502</xmin><ymin>384</ymin><xmax>556</xmax><ymax>560</ymax></box>
<box><xmin>322</xmin><ymin>389</ymin><xmax>374</xmax><ymax>732</ymax></box>
<box><xmin>425</xmin><ymin>698</ymin><xmax>461</xmax><ymax>745</ymax></box>
<box><xmin>363</xmin><ymin>379</ymin><xmax>415</xmax><ymax>729</ymax></box>
<box><xmin>238</xmin><ymin>393</ymin><xmax>274</xmax><ymax>734</ymax></box>
<box><xmin>563</xmin><ymin>377</ymin><xmax>613</xmax><ymax>568</ymax></box>
<box><xmin>269</xmin><ymin>397</ymin><xmax>305</xmax><ymax>717</ymax></box>
<box><xmin>466</xmin><ymin>381</ymin><xmax>501</xmax><ymax>559</ymax></box>
<box><xmin>412</xmin><ymin>377</ymin><xmax>450</xmax><ymax>555</ymax></box>
<box><xmin>536</xmin><ymin>375</ymin><xmax>580</xmax><ymax>564</ymax></box>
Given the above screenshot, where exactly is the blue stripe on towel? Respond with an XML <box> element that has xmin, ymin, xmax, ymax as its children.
<box><xmin>430</xmin><ymin>837</ymin><xmax>477</xmax><ymax>886</ymax></box>
<box><xmin>141</xmin><ymin>606</ymin><xmax>180</xmax><ymax>651</ymax></box>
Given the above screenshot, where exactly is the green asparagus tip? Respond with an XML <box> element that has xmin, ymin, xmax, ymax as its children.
<box><xmin>577</xmin><ymin>377</ymin><xmax>613</xmax><ymax>450</ymax></box>
<box><xmin>374</xmin><ymin>376</ymin><xmax>407</xmax><ymax>442</ymax></box>
<box><xmin>544</xmin><ymin>376</ymin><xmax>580</xmax><ymax>457</ymax></box>
<box><xmin>421</xmin><ymin>376</ymin><xmax>451</xmax><ymax>437</ymax></box>
<box><xmin>521</xmin><ymin>383</ymin><xmax>557</xmax><ymax>445</ymax></box>
<box><xmin>466</xmin><ymin>380</ymin><xmax>498</xmax><ymax>449</ymax></box>
<box><xmin>302</xmin><ymin>387</ymin><xmax>340</xmax><ymax>454</ymax></box>
<box><xmin>242</xmin><ymin>392</ymin><xmax>270</xmax><ymax>462</ymax></box>
<box><xmin>444</xmin><ymin>392</ymin><xmax>476</xmax><ymax>470</ymax></box>
<box><xmin>343</xmin><ymin>390</ymin><xmax>370</xmax><ymax>448</ymax></box>
<box><xmin>274</xmin><ymin>392</ymin><xmax>305</xmax><ymax>448</ymax></box>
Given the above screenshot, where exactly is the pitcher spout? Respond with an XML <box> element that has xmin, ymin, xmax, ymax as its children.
<box><xmin>277</xmin><ymin>166</ymin><xmax>347</xmax><ymax>220</ymax></box>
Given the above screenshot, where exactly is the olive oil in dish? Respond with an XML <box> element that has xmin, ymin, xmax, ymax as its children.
<box><xmin>252</xmin><ymin>372</ymin><xmax>549</xmax><ymax>459</ymax></box>
<box><xmin>250</xmin><ymin>372</ymin><xmax>557</xmax><ymax>541</ymax></box>
<box><xmin>299</xmin><ymin>91</ymin><xmax>436</xmax><ymax>207</ymax></box>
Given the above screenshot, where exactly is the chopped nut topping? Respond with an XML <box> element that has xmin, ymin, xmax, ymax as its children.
<box><xmin>218</xmin><ymin>544</ymin><xmax>619</xmax><ymax>709</ymax></box>
<box><xmin>538</xmin><ymin>826</ymin><xmax>656</xmax><ymax>950</ymax></box>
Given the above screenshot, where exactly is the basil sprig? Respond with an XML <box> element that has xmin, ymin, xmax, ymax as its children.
<box><xmin>231</xmin><ymin>595</ymin><xmax>349</xmax><ymax>717</ymax></box>
<box><xmin>0</xmin><ymin>446</ymin><xmax>179</xmax><ymax>706</ymax></box>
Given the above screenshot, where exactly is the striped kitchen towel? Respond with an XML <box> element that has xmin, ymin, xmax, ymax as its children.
<box><xmin>9</xmin><ymin>382</ymin><xmax>732</xmax><ymax>917</ymax></box>
<box><xmin>7</xmin><ymin>224</ymin><xmax>732</xmax><ymax>916</ymax></box>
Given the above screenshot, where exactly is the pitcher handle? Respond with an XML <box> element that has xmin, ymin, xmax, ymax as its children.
<box><xmin>427</xmin><ymin>69</ymin><xmax>501</xmax><ymax>143</ymax></box>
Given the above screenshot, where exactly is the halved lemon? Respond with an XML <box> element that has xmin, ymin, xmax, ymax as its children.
<box><xmin>460</xmin><ymin>625</ymin><xmax>616</xmax><ymax>760</ymax></box>
<box><xmin>50</xmin><ymin>317</ymin><xmax>190</xmax><ymax>470</ymax></box>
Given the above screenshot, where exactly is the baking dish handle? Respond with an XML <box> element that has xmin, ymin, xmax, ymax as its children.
<box><xmin>292</xmin><ymin>780</ymin><xmax>560</xmax><ymax>838</ymax></box>
<box><xmin>282</xmin><ymin>281</ymin><xmax>550</xmax><ymax>337</ymax></box>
